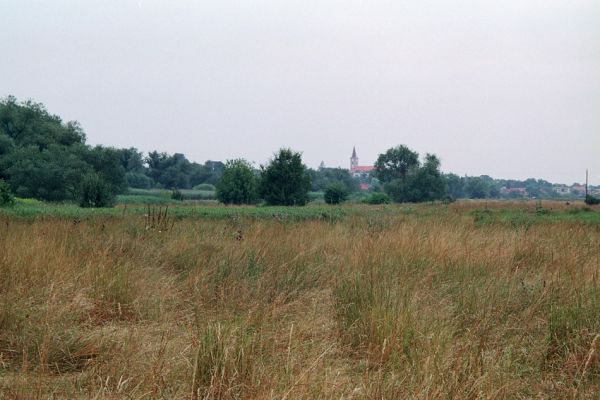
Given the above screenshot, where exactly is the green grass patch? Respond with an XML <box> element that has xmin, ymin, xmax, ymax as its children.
<box><xmin>471</xmin><ymin>207</ymin><xmax>600</xmax><ymax>226</ymax></box>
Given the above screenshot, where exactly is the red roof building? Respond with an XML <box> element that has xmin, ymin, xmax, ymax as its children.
<box><xmin>352</xmin><ymin>166</ymin><xmax>375</xmax><ymax>173</ymax></box>
<box><xmin>350</xmin><ymin>147</ymin><xmax>374</xmax><ymax>179</ymax></box>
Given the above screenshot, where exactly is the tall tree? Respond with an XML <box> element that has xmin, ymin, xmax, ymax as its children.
<box><xmin>445</xmin><ymin>173</ymin><xmax>465</xmax><ymax>199</ymax></box>
<box><xmin>374</xmin><ymin>145</ymin><xmax>420</xmax><ymax>183</ymax></box>
<box><xmin>216</xmin><ymin>159</ymin><xmax>258</xmax><ymax>204</ymax></box>
<box><xmin>259</xmin><ymin>148</ymin><xmax>311</xmax><ymax>206</ymax></box>
<box><xmin>465</xmin><ymin>177</ymin><xmax>489</xmax><ymax>199</ymax></box>
<box><xmin>375</xmin><ymin>145</ymin><xmax>446</xmax><ymax>203</ymax></box>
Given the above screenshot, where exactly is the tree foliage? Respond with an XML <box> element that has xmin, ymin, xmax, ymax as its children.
<box><xmin>309</xmin><ymin>167</ymin><xmax>358</xmax><ymax>193</ymax></box>
<box><xmin>324</xmin><ymin>182</ymin><xmax>348</xmax><ymax>204</ymax></box>
<box><xmin>216</xmin><ymin>159</ymin><xmax>258</xmax><ymax>204</ymax></box>
<box><xmin>78</xmin><ymin>173</ymin><xmax>116</xmax><ymax>208</ymax></box>
<box><xmin>444</xmin><ymin>173</ymin><xmax>465</xmax><ymax>200</ymax></box>
<box><xmin>0</xmin><ymin>179</ymin><xmax>14</xmax><ymax>206</ymax></box>
<box><xmin>145</xmin><ymin>152</ymin><xmax>223</xmax><ymax>189</ymax></box>
<box><xmin>260</xmin><ymin>149</ymin><xmax>311</xmax><ymax>206</ymax></box>
<box><xmin>464</xmin><ymin>177</ymin><xmax>489</xmax><ymax>199</ymax></box>
<box><xmin>375</xmin><ymin>145</ymin><xmax>447</xmax><ymax>203</ymax></box>
<box><xmin>374</xmin><ymin>145</ymin><xmax>420</xmax><ymax>183</ymax></box>
<box><xmin>3</xmin><ymin>96</ymin><xmax>586</xmax><ymax>205</ymax></box>
<box><xmin>0</xmin><ymin>96</ymin><xmax>126</xmax><ymax>202</ymax></box>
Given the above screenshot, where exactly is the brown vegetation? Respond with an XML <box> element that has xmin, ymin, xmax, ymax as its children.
<box><xmin>0</xmin><ymin>202</ymin><xmax>599</xmax><ymax>398</ymax></box>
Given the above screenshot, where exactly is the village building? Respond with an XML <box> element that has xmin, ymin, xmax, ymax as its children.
<box><xmin>552</xmin><ymin>185</ymin><xmax>571</xmax><ymax>195</ymax></box>
<box><xmin>349</xmin><ymin>147</ymin><xmax>374</xmax><ymax>179</ymax></box>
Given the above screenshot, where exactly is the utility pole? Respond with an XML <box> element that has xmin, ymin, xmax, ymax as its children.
<box><xmin>586</xmin><ymin>169</ymin><xmax>588</xmax><ymax>198</ymax></box>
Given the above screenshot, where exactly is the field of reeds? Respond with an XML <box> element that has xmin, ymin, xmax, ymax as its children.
<box><xmin>1</xmin><ymin>201</ymin><xmax>599</xmax><ymax>399</ymax></box>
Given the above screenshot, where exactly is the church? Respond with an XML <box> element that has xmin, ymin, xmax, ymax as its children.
<box><xmin>349</xmin><ymin>147</ymin><xmax>374</xmax><ymax>179</ymax></box>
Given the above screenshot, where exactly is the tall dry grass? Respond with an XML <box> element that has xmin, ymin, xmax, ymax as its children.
<box><xmin>0</xmin><ymin>204</ymin><xmax>598</xmax><ymax>399</ymax></box>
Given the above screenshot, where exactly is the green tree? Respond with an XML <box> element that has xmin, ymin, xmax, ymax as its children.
<box><xmin>309</xmin><ymin>167</ymin><xmax>358</xmax><ymax>193</ymax></box>
<box><xmin>144</xmin><ymin>151</ymin><xmax>212</xmax><ymax>189</ymax></box>
<box><xmin>465</xmin><ymin>177</ymin><xmax>489</xmax><ymax>199</ymax></box>
<box><xmin>403</xmin><ymin>154</ymin><xmax>447</xmax><ymax>202</ymax></box>
<box><xmin>375</xmin><ymin>145</ymin><xmax>446</xmax><ymax>203</ymax></box>
<box><xmin>117</xmin><ymin>147</ymin><xmax>145</xmax><ymax>173</ymax></box>
<box><xmin>116</xmin><ymin>148</ymin><xmax>152</xmax><ymax>188</ymax></box>
<box><xmin>0</xmin><ymin>179</ymin><xmax>14</xmax><ymax>206</ymax></box>
<box><xmin>146</xmin><ymin>152</ymin><xmax>181</xmax><ymax>188</ymax></box>
<box><xmin>82</xmin><ymin>145</ymin><xmax>127</xmax><ymax>194</ymax></box>
<box><xmin>259</xmin><ymin>148</ymin><xmax>311</xmax><ymax>206</ymax></box>
<box><xmin>126</xmin><ymin>172</ymin><xmax>153</xmax><ymax>189</ymax></box>
<box><xmin>445</xmin><ymin>173</ymin><xmax>465</xmax><ymax>199</ymax></box>
<box><xmin>3</xmin><ymin>145</ymin><xmax>92</xmax><ymax>201</ymax></box>
<box><xmin>374</xmin><ymin>145</ymin><xmax>419</xmax><ymax>183</ymax></box>
<box><xmin>216</xmin><ymin>159</ymin><xmax>258</xmax><ymax>204</ymax></box>
<box><xmin>0</xmin><ymin>96</ymin><xmax>126</xmax><ymax>201</ymax></box>
<box><xmin>324</xmin><ymin>182</ymin><xmax>348</xmax><ymax>204</ymax></box>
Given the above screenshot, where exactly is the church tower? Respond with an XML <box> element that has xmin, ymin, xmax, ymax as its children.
<box><xmin>350</xmin><ymin>146</ymin><xmax>358</xmax><ymax>171</ymax></box>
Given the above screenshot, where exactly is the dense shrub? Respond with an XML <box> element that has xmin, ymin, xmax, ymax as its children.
<box><xmin>0</xmin><ymin>179</ymin><xmax>15</xmax><ymax>206</ymax></box>
<box><xmin>216</xmin><ymin>159</ymin><xmax>258</xmax><ymax>205</ymax></box>
<box><xmin>78</xmin><ymin>174</ymin><xmax>115</xmax><ymax>208</ymax></box>
<box><xmin>171</xmin><ymin>189</ymin><xmax>184</xmax><ymax>201</ymax></box>
<box><xmin>363</xmin><ymin>192</ymin><xmax>391</xmax><ymax>205</ymax></box>
<box><xmin>324</xmin><ymin>182</ymin><xmax>348</xmax><ymax>205</ymax></box>
<box><xmin>585</xmin><ymin>195</ymin><xmax>600</xmax><ymax>205</ymax></box>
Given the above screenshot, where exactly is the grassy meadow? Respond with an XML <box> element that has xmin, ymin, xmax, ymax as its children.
<box><xmin>1</xmin><ymin>200</ymin><xmax>599</xmax><ymax>399</ymax></box>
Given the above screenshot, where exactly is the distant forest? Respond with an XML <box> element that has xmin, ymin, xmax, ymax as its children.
<box><xmin>0</xmin><ymin>96</ymin><xmax>595</xmax><ymax>206</ymax></box>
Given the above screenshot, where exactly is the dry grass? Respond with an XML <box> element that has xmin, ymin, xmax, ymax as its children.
<box><xmin>0</xmin><ymin>202</ymin><xmax>599</xmax><ymax>399</ymax></box>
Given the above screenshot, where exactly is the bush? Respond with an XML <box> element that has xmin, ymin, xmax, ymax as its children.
<box><xmin>324</xmin><ymin>182</ymin><xmax>348</xmax><ymax>205</ymax></box>
<box><xmin>171</xmin><ymin>189</ymin><xmax>184</xmax><ymax>201</ymax></box>
<box><xmin>363</xmin><ymin>192</ymin><xmax>391</xmax><ymax>205</ymax></box>
<box><xmin>0</xmin><ymin>179</ymin><xmax>15</xmax><ymax>206</ymax></box>
<box><xmin>78</xmin><ymin>174</ymin><xmax>116</xmax><ymax>208</ymax></box>
<box><xmin>585</xmin><ymin>195</ymin><xmax>600</xmax><ymax>205</ymax></box>
<box><xmin>216</xmin><ymin>159</ymin><xmax>258</xmax><ymax>205</ymax></box>
<box><xmin>193</xmin><ymin>183</ymin><xmax>216</xmax><ymax>191</ymax></box>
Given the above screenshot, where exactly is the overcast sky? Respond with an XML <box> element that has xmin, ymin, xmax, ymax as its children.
<box><xmin>1</xmin><ymin>0</ymin><xmax>598</xmax><ymax>184</ymax></box>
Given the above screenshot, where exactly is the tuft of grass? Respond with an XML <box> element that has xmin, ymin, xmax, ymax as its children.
<box><xmin>191</xmin><ymin>323</ymin><xmax>257</xmax><ymax>399</ymax></box>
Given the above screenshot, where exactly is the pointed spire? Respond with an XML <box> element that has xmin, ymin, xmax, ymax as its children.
<box><xmin>350</xmin><ymin>146</ymin><xmax>358</xmax><ymax>171</ymax></box>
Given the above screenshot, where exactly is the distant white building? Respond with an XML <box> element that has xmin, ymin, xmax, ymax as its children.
<box><xmin>552</xmin><ymin>185</ymin><xmax>571</xmax><ymax>195</ymax></box>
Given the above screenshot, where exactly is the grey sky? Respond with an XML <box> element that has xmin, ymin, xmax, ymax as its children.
<box><xmin>1</xmin><ymin>0</ymin><xmax>599</xmax><ymax>184</ymax></box>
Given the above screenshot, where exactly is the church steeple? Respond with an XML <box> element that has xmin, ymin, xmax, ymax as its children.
<box><xmin>350</xmin><ymin>146</ymin><xmax>359</xmax><ymax>170</ymax></box>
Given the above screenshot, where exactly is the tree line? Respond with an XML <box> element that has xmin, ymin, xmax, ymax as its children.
<box><xmin>0</xmin><ymin>96</ymin><xmax>593</xmax><ymax>208</ymax></box>
<box><xmin>0</xmin><ymin>97</ymin><xmax>225</xmax><ymax>206</ymax></box>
